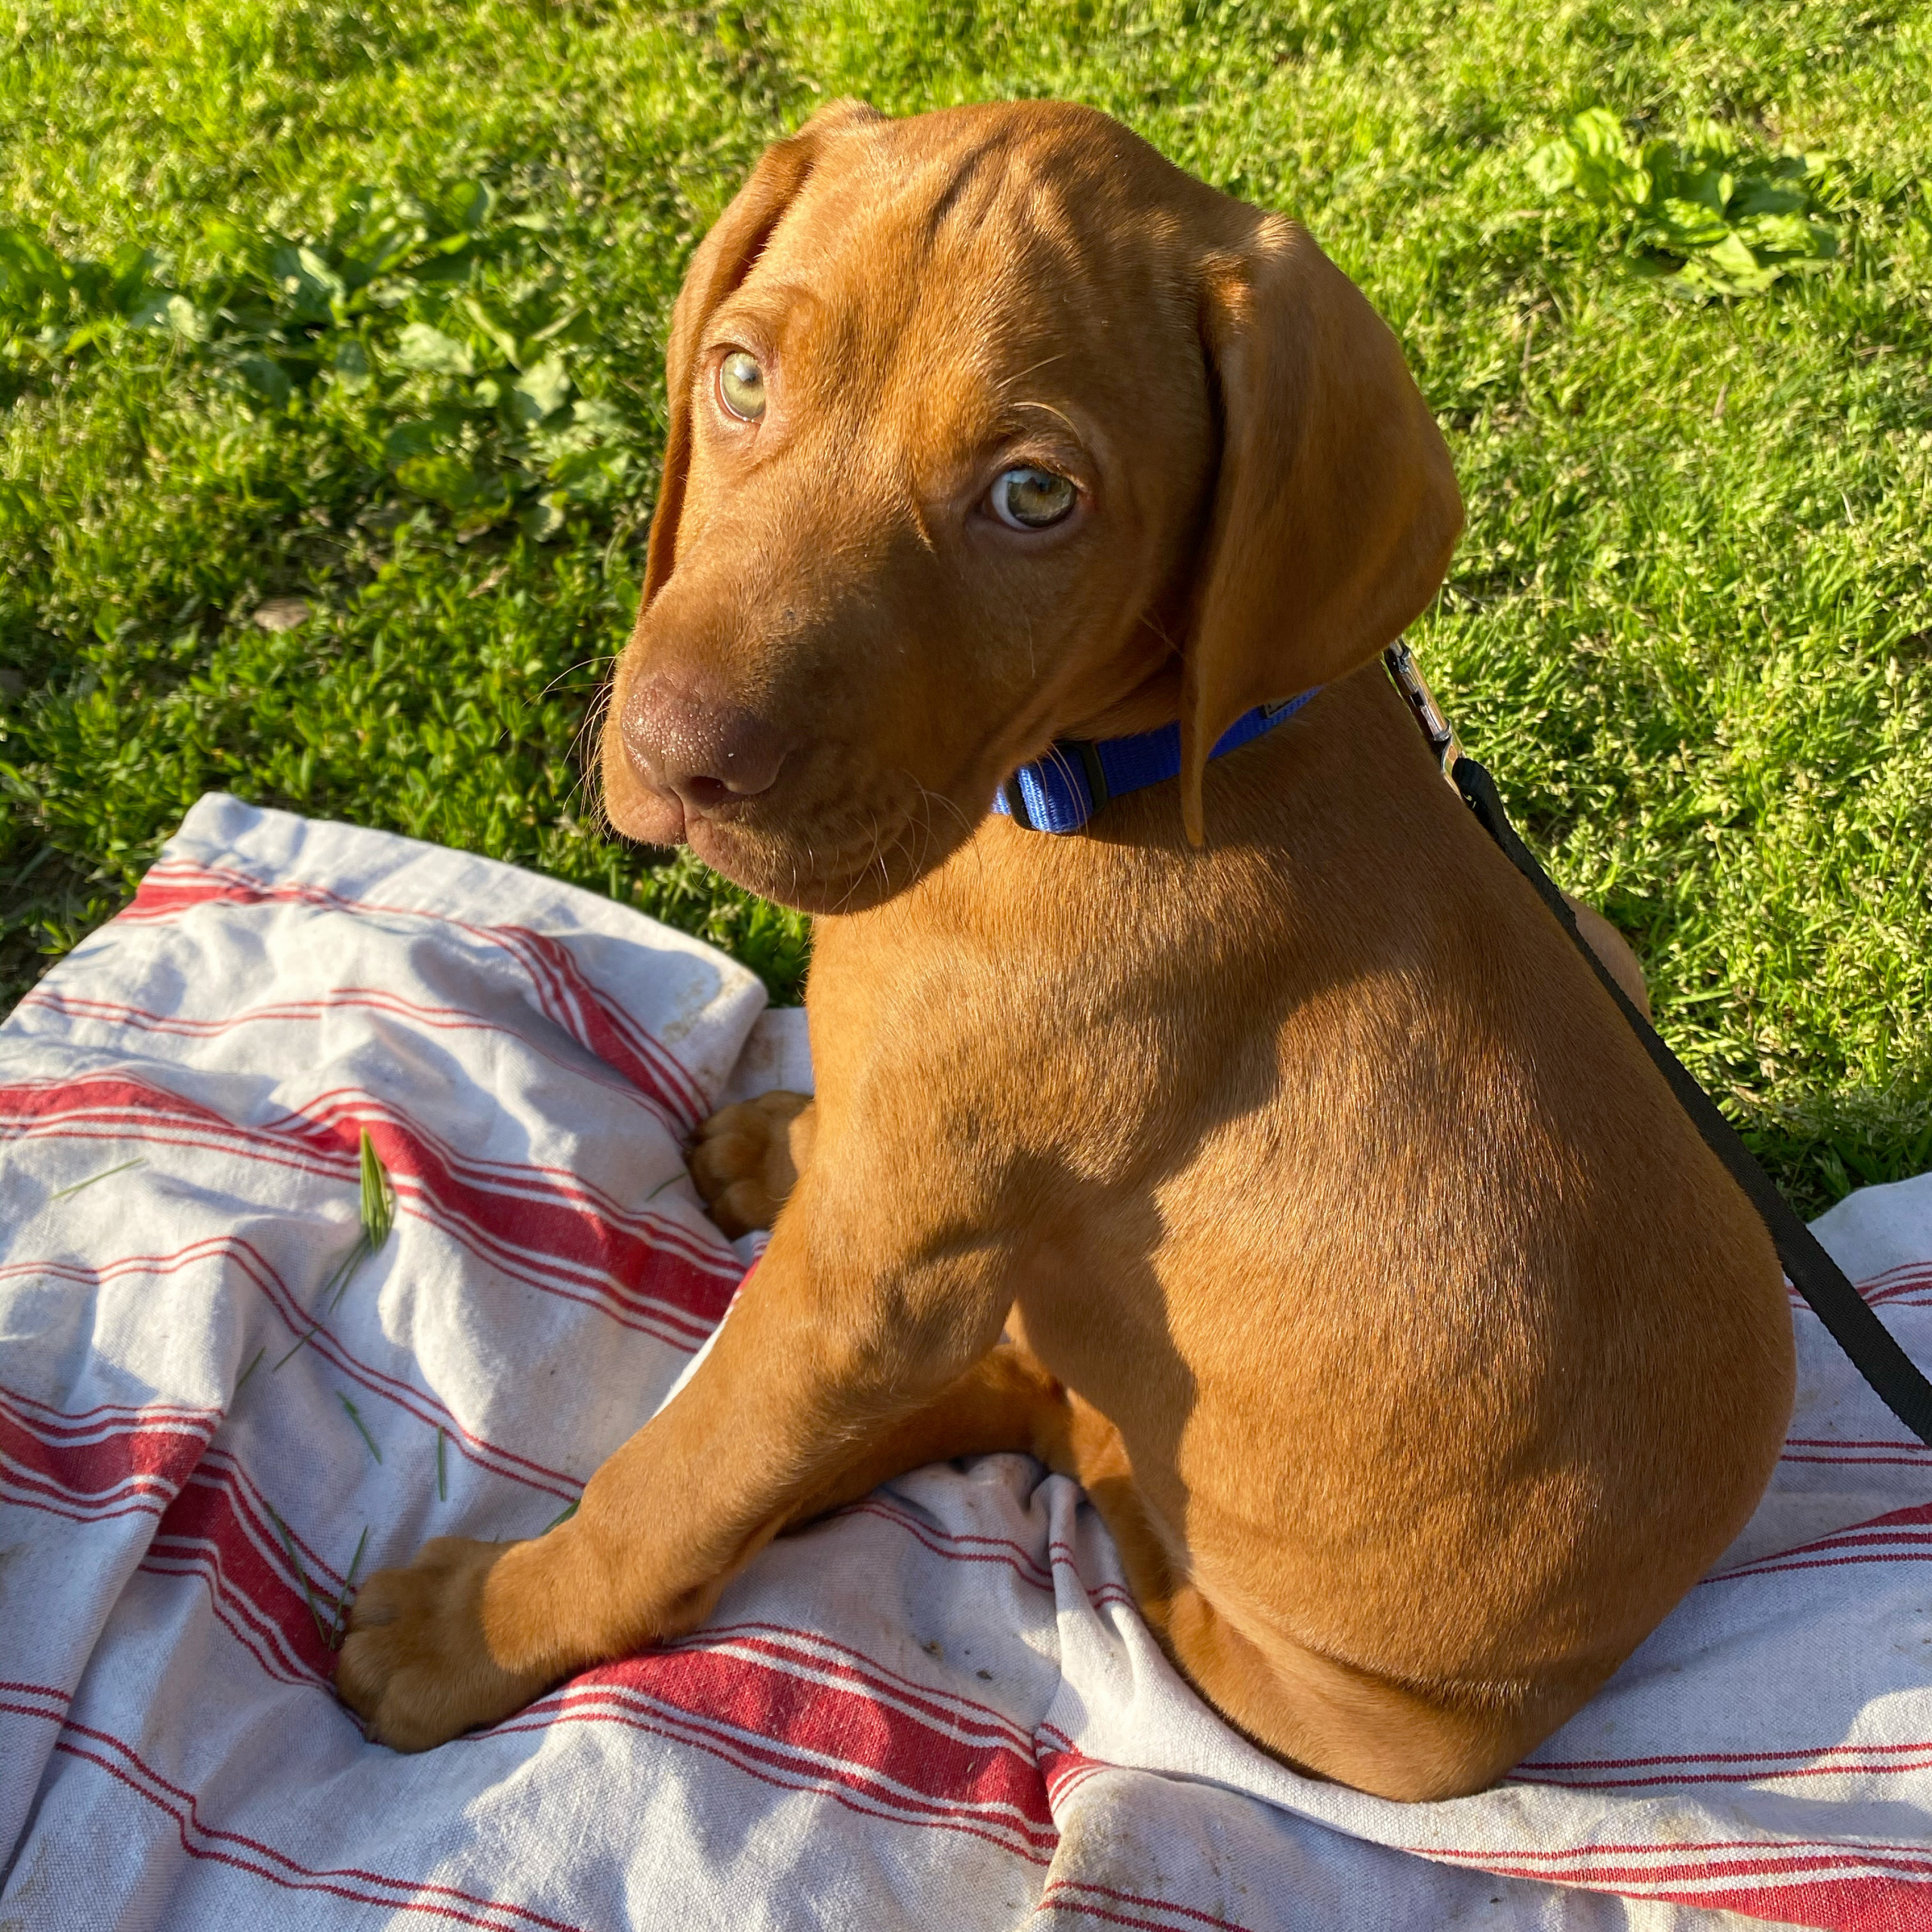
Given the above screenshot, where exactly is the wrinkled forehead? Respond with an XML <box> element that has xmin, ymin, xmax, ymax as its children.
<box><xmin>721</xmin><ymin>110</ymin><xmax>1220</xmax><ymax>429</ymax></box>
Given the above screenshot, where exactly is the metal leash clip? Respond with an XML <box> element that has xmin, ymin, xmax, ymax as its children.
<box><xmin>1383</xmin><ymin>641</ymin><xmax>1464</xmax><ymax>786</ymax></box>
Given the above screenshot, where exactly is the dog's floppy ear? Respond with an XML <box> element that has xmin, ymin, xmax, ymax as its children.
<box><xmin>1179</xmin><ymin>218</ymin><xmax>1463</xmax><ymax>844</ymax></box>
<box><xmin>641</xmin><ymin>100</ymin><xmax>884</xmax><ymax>606</ymax></box>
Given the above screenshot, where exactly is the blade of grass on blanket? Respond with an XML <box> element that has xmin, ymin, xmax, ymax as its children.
<box><xmin>543</xmin><ymin>1498</ymin><xmax>580</xmax><ymax>1534</ymax></box>
<box><xmin>232</xmin><ymin>1346</ymin><xmax>266</xmax><ymax>1401</ymax></box>
<box><xmin>48</xmin><ymin>1157</ymin><xmax>146</xmax><ymax>1201</ymax></box>
<box><xmin>321</xmin><ymin>1236</ymin><xmax>371</xmax><ymax>1315</ymax></box>
<box><xmin>338</xmin><ymin>1392</ymin><xmax>383</xmax><ymax>1464</ymax></box>
<box><xmin>320</xmin><ymin>1131</ymin><xmax>396</xmax><ymax>1315</ymax></box>
<box><xmin>331</xmin><ymin>1524</ymin><xmax>371</xmax><ymax>1650</ymax></box>
<box><xmin>266</xmin><ymin>1503</ymin><xmax>331</xmax><ymax>1650</ymax></box>
<box><xmin>358</xmin><ymin>1129</ymin><xmax>394</xmax><ymax>1248</ymax></box>
<box><xmin>272</xmin><ymin>1325</ymin><xmax>320</xmax><ymax>1373</ymax></box>
<box><xmin>437</xmin><ymin>1426</ymin><xmax>448</xmax><ymax>1503</ymax></box>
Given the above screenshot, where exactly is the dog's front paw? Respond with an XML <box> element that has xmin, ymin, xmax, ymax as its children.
<box><xmin>336</xmin><ymin>1537</ymin><xmax>557</xmax><ymax>1750</ymax></box>
<box><xmin>689</xmin><ymin>1091</ymin><xmax>814</xmax><ymax>1235</ymax></box>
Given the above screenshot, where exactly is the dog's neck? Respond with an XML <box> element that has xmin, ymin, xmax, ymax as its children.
<box><xmin>809</xmin><ymin>662</ymin><xmax>1483</xmax><ymax>1097</ymax></box>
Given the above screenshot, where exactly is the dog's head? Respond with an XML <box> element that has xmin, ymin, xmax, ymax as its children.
<box><xmin>601</xmin><ymin>100</ymin><xmax>1461</xmax><ymax>912</ymax></box>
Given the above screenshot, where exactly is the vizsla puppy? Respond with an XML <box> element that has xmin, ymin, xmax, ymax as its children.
<box><xmin>340</xmin><ymin>100</ymin><xmax>1795</xmax><ymax>1800</ymax></box>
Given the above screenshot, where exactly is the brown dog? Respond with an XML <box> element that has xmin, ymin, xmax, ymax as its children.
<box><xmin>339</xmin><ymin>100</ymin><xmax>1795</xmax><ymax>1801</ymax></box>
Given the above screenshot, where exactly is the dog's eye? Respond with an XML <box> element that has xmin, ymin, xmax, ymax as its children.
<box><xmin>988</xmin><ymin>466</ymin><xmax>1076</xmax><ymax>531</ymax></box>
<box><xmin>718</xmin><ymin>350</ymin><xmax>766</xmax><ymax>422</ymax></box>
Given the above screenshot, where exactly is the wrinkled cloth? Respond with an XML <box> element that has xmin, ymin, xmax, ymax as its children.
<box><xmin>3</xmin><ymin>794</ymin><xmax>1929</xmax><ymax>1932</ymax></box>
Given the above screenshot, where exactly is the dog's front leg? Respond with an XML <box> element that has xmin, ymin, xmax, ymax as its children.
<box><xmin>336</xmin><ymin>1201</ymin><xmax>1009</xmax><ymax>1750</ymax></box>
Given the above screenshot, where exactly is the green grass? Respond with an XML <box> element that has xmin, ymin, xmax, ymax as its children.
<box><xmin>4</xmin><ymin>0</ymin><xmax>1930</xmax><ymax>1216</ymax></box>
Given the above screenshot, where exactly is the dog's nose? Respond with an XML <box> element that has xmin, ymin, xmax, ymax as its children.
<box><xmin>620</xmin><ymin>676</ymin><xmax>792</xmax><ymax>813</ymax></box>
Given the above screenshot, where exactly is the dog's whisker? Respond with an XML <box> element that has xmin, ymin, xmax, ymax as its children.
<box><xmin>567</xmin><ymin>682</ymin><xmax>617</xmax><ymax>840</ymax></box>
<box><xmin>541</xmin><ymin>653</ymin><xmax>617</xmax><ymax>705</ymax></box>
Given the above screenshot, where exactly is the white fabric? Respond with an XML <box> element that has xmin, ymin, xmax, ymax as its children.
<box><xmin>3</xmin><ymin>794</ymin><xmax>1928</xmax><ymax>1932</ymax></box>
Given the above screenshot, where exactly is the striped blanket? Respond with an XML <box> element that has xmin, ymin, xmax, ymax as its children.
<box><xmin>3</xmin><ymin>793</ymin><xmax>1929</xmax><ymax>1932</ymax></box>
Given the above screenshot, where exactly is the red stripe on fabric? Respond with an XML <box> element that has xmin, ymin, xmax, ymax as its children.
<box><xmin>1453</xmin><ymin>1860</ymin><xmax>1930</xmax><ymax>1931</ymax></box>
<box><xmin>1047</xmin><ymin>1764</ymin><xmax>1111</xmax><ymax>1809</ymax></box>
<box><xmin>1779</xmin><ymin>1431</ymin><xmax>1932</xmax><ymax>1469</ymax></box>
<box><xmin>19</xmin><ymin>986</ymin><xmax>687</xmax><ymax>1131</ymax></box>
<box><xmin>1</xmin><ymin>1489</ymin><xmax>168</xmax><ymax>1529</ymax></box>
<box><xmin>1713</xmin><ymin>1534</ymin><xmax>1932</xmax><ymax>1579</ymax></box>
<box><xmin>491</xmin><ymin>921</ymin><xmax>710</xmax><ymax>1126</ymax></box>
<box><xmin>1711</xmin><ymin>1549</ymin><xmax>1932</xmax><ymax>1583</ymax></box>
<box><xmin>1033</xmin><ymin>1899</ymin><xmax>1231</xmax><ymax>1930</ymax></box>
<box><xmin>27</xmin><ymin>987</ymin><xmax>505</xmax><ymax>1038</ymax></box>
<box><xmin>137</xmin><ymin>1559</ymin><xmax>318</xmax><ymax>1687</ymax></box>
<box><xmin>676</xmin><ymin>1623</ymin><xmax>1038</xmax><ymax>1754</ymax></box>
<box><xmin>1531</xmin><ymin>1739</ymin><xmax>1932</xmax><ymax>1774</ymax></box>
<box><xmin>1</xmin><ymin>1239</ymin><xmax>582</xmax><ymax>1499</ymax></box>
<box><xmin>1416</xmin><ymin>1832</ymin><xmax>1932</xmax><ymax>1932</ymax></box>
<box><xmin>0</xmin><ymin>1701</ymin><xmax>70</xmax><ymax>1726</ymax></box>
<box><xmin>1780</xmin><ymin>1452</ymin><xmax>1932</xmax><ymax>1468</ymax></box>
<box><xmin>0</xmin><ymin>1386</ymin><xmax>218</xmax><ymax>1429</ymax></box>
<box><xmin>525</xmin><ymin>1642</ymin><xmax>1057</xmax><ymax>1844</ymax></box>
<box><xmin>122</xmin><ymin>862</ymin><xmax>710</xmax><ymax>1128</ymax></box>
<box><xmin>183</xmin><ymin>1448</ymin><xmax>348</xmax><ymax>1591</ymax></box>
<box><xmin>478</xmin><ymin>1696</ymin><xmax>1055</xmax><ymax>1865</ymax></box>
<box><xmin>843</xmin><ymin>1496</ymin><xmax>1137</xmax><ymax>1613</ymax></box>
<box><xmin>1525</xmin><ymin>1756</ymin><xmax>1932</xmax><ymax>1790</ymax></box>
<box><xmin>269</xmin><ymin>1080</ymin><xmax>731</xmax><ymax>1278</ymax></box>
<box><xmin>4</xmin><ymin>1112</ymin><xmax>724</xmax><ymax>1353</ymax></box>
<box><xmin>1414</xmin><ymin>1831</ymin><xmax>1932</xmax><ymax>1870</ymax></box>
<box><xmin>0</xmin><ymin>1458</ymin><xmax>174</xmax><ymax>1512</ymax></box>
<box><xmin>1043</xmin><ymin>1739</ymin><xmax>1120</xmax><ymax>1808</ymax></box>
<box><xmin>1039</xmin><ymin>1881</ymin><xmax>1257</xmax><ymax>1932</ymax></box>
<box><xmin>43</xmin><ymin>1123</ymin><xmax>696</xmax><ymax>1415</ymax></box>
<box><xmin>2</xmin><ymin>1073</ymin><xmax>263</xmax><ymax>1149</ymax></box>
<box><xmin>132</xmin><ymin>1491</ymin><xmax>1057</xmax><ymax>1841</ymax></box>
<box><xmin>0</xmin><ymin>1398</ymin><xmax>213</xmax><ymax>1503</ymax></box>
<box><xmin>546</xmin><ymin>1681</ymin><xmax>1054</xmax><ymax>1842</ymax></box>
<box><xmin>1701</xmin><ymin>1500</ymin><xmax>1932</xmax><ymax>1583</ymax></box>
<box><xmin>4</xmin><ymin>1072</ymin><xmax>739</xmax><ymax>1323</ymax></box>
<box><xmin>2</xmin><ymin>1074</ymin><xmax>737</xmax><ymax>1342</ymax></box>
<box><xmin>842</xmin><ymin>1497</ymin><xmax>1054</xmax><ymax>1592</ymax></box>
<box><xmin>1785</xmin><ymin>1438</ymin><xmax>1932</xmax><ymax>1453</ymax></box>
<box><xmin>0</xmin><ymin>1682</ymin><xmax>72</xmax><ymax>1727</ymax></box>
<box><xmin>1036</xmin><ymin>1729</ymin><xmax>1121</xmax><ymax>1816</ymax></box>
<box><xmin>283</xmin><ymin>1090</ymin><xmax>737</xmax><ymax>1332</ymax></box>
<box><xmin>1859</xmin><ymin>1260</ymin><xmax>1932</xmax><ymax>1307</ymax></box>
<box><xmin>51</xmin><ymin>1726</ymin><xmax>591</xmax><ymax>1931</ymax></box>
<box><xmin>148</xmin><ymin>1463</ymin><xmax>341</xmax><ymax>1680</ymax></box>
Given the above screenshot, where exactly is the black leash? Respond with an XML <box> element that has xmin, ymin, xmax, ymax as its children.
<box><xmin>1383</xmin><ymin>644</ymin><xmax>1932</xmax><ymax>1447</ymax></box>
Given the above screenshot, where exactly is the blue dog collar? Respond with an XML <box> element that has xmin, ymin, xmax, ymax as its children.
<box><xmin>992</xmin><ymin>690</ymin><xmax>1319</xmax><ymax>835</ymax></box>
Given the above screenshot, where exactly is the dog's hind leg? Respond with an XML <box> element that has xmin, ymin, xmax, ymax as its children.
<box><xmin>1562</xmin><ymin>894</ymin><xmax>1650</xmax><ymax>1017</ymax></box>
<box><xmin>1150</xmin><ymin>1582</ymin><xmax>1582</xmax><ymax>1802</ymax></box>
<box><xmin>838</xmin><ymin>1369</ymin><xmax>1574</xmax><ymax>1805</ymax></box>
